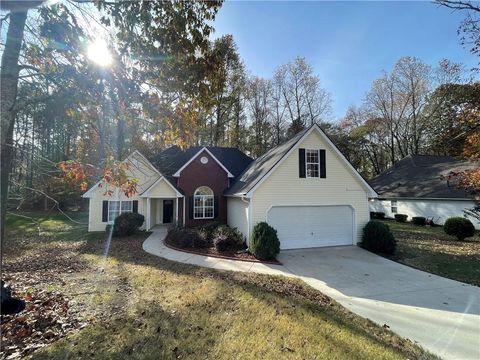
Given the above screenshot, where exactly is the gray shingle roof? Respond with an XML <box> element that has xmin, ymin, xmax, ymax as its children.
<box><xmin>225</xmin><ymin>128</ymin><xmax>309</xmax><ymax>196</ymax></box>
<box><xmin>149</xmin><ymin>146</ymin><xmax>253</xmax><ymax>193</ymax></box>
<box><xmin>369</xmin><ymin>155</ymin><xmax>478</xmax><ymax>199</ymax></box>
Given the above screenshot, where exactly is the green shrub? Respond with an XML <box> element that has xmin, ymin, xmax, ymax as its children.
<box><xmin>361</xmin><ymin>220</ymin><xmax>396</xmax><ymax>255</ymax></box>
<box><xmin>166</xmin><ymin>227</ymin><xmax>208</xmax><ymax>248</ymax></box>
<box><xmin>411</xmin><ymin>216</ymin><xmax>426</xmax><ymax>226</ymax></box>
<box><xmin>212</xmin><ymin>225</ymin><xmax>244</xmax><ymax>252</ymax></box>
<box><xmin>113</xmin><ymin>213</ymin><xmax>144</xmax><ymax>236</ymax></box>
<box><xmin>444</xmin><ymin>217</ymin><xmax>475</xmax><ymax>241</ymax></box>
<box><xmin>250</xmin><ymin>222</ymin><xmax>280</xmax><ymax>260</ymax></box>
<box><xmin>370</xmin><ymin>212</ymin><xmax>386</xmax><ymax>219</ymax></box>
<box><xmin>197</xmin><ymin>221</ymin><xmax>222</xmax><ymax>241</ymax></box>
<box><xmin>394</xmin><ymin>214</ymin><xmax>408</xmax><ymax>223</ymax></box>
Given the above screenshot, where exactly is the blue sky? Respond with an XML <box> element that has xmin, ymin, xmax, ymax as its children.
<box><xmin>212</xmin><ymin>1</ymin><xmax>478</xmax><ymax>120</ymax></box>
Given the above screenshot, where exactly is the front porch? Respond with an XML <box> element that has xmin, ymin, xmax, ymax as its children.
<box><xmin>146</xmin><ymin>197</ymin><xmax>179</xmax><ymax>230</ymax></box>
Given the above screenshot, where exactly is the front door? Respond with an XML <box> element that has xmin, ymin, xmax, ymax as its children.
<box><xmin>163</xmin><ymin>200</ymin><xmax>174</xmax><ymax>223</ymax></box>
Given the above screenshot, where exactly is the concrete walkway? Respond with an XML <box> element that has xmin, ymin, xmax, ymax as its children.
<box><xmin>143</xmin><ymin>227</ymin><xmax>480</xmax><ymax>360</ymax></box>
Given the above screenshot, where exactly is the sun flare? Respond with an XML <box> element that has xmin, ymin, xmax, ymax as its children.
<box><xmin>87</xmin><ymin>39</ymin><xmax>113</xmax><ymax>67</ymax></box>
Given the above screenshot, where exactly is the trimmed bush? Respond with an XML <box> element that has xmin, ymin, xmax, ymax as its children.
<box><xmin>113</xmin><ymin>213</ymin><xmax>145</xmax><ymax>236</ymax></box>
<box><xmin>197</xmin><ymin>221</ymin><xmax>221</xmax><ymax>242</ymax></box>
<box><xmin>370</xmin><ymin>212</ymin><xmax>386</xmax><ymax>219</ymax></box>
<box><xmin>444</xmin><ymin>217</ymin><xmax>475</xmax><ymax>241</ymax></box>
<box><xmin>212</xmin><ymin>225</ymin><xmax>244</xmax><ymax>252</ymax></box>
<box><xmin>361</xmin><ymin>220</ymin><xmax>396</xmax><ymax>255</ymax></box>
<box><xmin>250</xmin><ymin>222</ymin><xmax>280</xmax><ymax>260</ymax></box>
<box><xmin>394</xmin><ymin>214</ymin><xmax>408</xmax><ymax>223</ymax></box>
<box><xmin>166</xmin><ymin>227</ymin><xmax>208</xmax><ymax>248</ymax></box>
<box><xmin>411</xmin><ymin>216</ymin><xmax>426</xmax><ymax>226</ymax></box>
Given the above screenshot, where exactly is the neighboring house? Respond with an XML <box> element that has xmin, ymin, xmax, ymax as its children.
<box><xmin>369</xmin><ymin>155</ymin><xmax>480</xmax><ymax>229</ymax></box>
<box><xmin>83</xmin><ymin>124</ymin><xmax>377</xmax><ymax>249</ymax></box>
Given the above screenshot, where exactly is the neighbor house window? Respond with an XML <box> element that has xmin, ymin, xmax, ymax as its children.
<box><xmin>391</xmin><ymin>200</ymin><xmax>398</xmax><ymax>214</ymax></box>
<box><xmin>108</xmin><ymin>200</ymin><xmax>133</xmax><ymax>223</ymax></box>
<box><xmin>194</xmin><ymin>186</ymin><xmax>214</xmax><ymax>219</ymax></box>
<box><xmin>306</xmin><ymin>149</ymin><xmax>319</xmax><ymax>178</ymax></box>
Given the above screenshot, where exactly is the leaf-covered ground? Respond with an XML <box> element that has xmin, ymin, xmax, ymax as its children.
<box><xmin>2</xmin><ymin>213</ymin><xmax>437</xmax><ymax>359</ymax></box>
<box><xmin>381</xmin><ymin>219</ymin><xmax>480</xmax><ymax>286</ymax></box>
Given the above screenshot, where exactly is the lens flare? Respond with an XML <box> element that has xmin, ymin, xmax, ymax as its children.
<box><xmin>87</xmin><ymin>39</ymin><xmax>113</xmax><ymax>67</ymax></box>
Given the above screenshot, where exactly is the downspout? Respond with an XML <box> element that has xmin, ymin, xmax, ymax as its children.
<box><xmin>241</xmin><ymin>195</ymin><xmax>250</xmax><ymax>246</ymax></box>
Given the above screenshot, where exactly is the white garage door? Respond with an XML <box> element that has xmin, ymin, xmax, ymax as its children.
<box><xmin>267</xmin><ymin>206</ymin><xmax>354</xmax><ymax>249</ymax></box>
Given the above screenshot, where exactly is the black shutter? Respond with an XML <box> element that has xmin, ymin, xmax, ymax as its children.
<box><xmin>132</xmin><ymin>200</ymin><xmax>138</xmax><ymax>213</ymax></box>
<box><xmin>102</xmin><ymin>201</ymin><xmax>108</xmax><ymax>222</ymax></box>
<box><xmin>189</xmin><ymin>196</ymin><xmax>194</xmax><ymax>219</ymax></box>
<box><xmin>299</xmin><ymin>148</ymin><xmax>306</xmax><ymax>178</ymax></box>
<box><xmin>214</xmin><ymin>196</ymin><xmax>219</xmax><ymax>218</ymax></box>
<box><xmin>319</xmin><ymin>149</ymin><xmax>326</xmax><ymax>178</ymax></box>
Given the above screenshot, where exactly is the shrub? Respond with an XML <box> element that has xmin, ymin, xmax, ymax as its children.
<box><xmin>212</xmin><ymin>225</ymin><xmax>244</xmax><ymax>252</ymax></box>
<box><xmin>444</xmin><ymin>217</ymin><xmax>475</xmax><ymax>241</ymax></box>
<box><xmin>166</xmin><ymin>227</ymin><xmax>208</xmax><ymax>248</ymax></box>
<box><xmin>394</xmin><ymin>214</ymin><xmax>408</xmax><ymax>223</ymax></box>
<box><xmin>113</xmin><ymin>213</ymin><xmax>145</xmax><ymax>236</ymax></box>
<box><xmin>197</xmin><ymin>221</ymin><xmax>222</xmax><ymax>241</ymax></box>
<box><xmin>370</xmin><ymin>212</ymin><xmax>385</xmax><ymax>219</ymax></box>
<box><xmin>411</xmin><ymin>217</ymin><xmax>426</xmax><ymax>226</ymax></box>
<box><xmin>361</xmin><ymin>220</ymin><xmax>396</xmax><ymax>255</ymax></box>
<box><xmin>250</xmin><ymin>222</ymin><xmax>280</xmax><ymax>260</ymax></box>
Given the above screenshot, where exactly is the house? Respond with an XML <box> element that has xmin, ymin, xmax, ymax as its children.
<box><xmin>83</xmin><ymin>123</ymin><xmax>377</xmax><ymax>249</ymax></box>
<box><xmin>369</xmin><ymin>155</ymin><xmax>480</xmax><ymax>229</ymax></box>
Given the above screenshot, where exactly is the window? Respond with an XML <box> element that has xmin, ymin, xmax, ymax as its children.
<box><xmin>391</xmin><ymin>200</ymin><xmax>398</xmax><ymax>214</ymax></box>
<box><xmin>306</xmin><ymin>149</ymin><xmax>319</xmax><ymax>178</ymax></box>
<box><xmin>108</xmin><ymin>200</ymin><xmax>133</xmax><ymax>223</ymax></box>
<box><xmin>194</xmin><ymin>186</ymin><xmax>214</xmax><ymax>219</ymax></box>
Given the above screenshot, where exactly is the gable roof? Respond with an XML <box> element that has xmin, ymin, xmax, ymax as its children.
<box><xmin>172</xmin><ymin>147</ymin><xmax>235</xmax><ymax>178</ymax></box>
<box><xmin>225</xmin><ymin>123</ymin><xmax>377</xmax><ymax>197</ymax></box>
<box><xmin>150</xmin><ymin>146</ymin><xmax>253</xmax><ymax>187</ymax></box>
<box><xmin>369</xmin><ymin>155</ymin><xmax>477</xmax><ymax>199</ymax></box>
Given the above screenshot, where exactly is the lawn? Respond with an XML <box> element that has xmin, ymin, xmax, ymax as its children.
<box><xmin>1</xmin><ymin>213</ymin><xmax>436</xmax><ymax>360</ymax></box>
<box><xmin>380</xmin><ymin>219</ymin><xmax>480</xmax><ymax>286</ymax></box>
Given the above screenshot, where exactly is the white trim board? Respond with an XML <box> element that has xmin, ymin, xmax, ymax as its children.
<box><xmin>172</xmin><ymin>147</ymin><xmax>234</xmax><ymax>178</ymax></box>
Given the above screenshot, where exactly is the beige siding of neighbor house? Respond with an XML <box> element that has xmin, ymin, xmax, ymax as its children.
<box><xmin>227</xmin><ymin>197</ymin><xmax>249</xmax><ymax>241</ymax></box>
<box><xmin>87</xmin><ymin>152</ymin><xmax>159</xmax><ymax>231</ymax></box>
<box><xmin>249</xmin><ymin>130</ymin><xmax>370</xmax><ymax>243</ymax></box>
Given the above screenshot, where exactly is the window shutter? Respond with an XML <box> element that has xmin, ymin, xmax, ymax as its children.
<box><xmin>132</xmin><ymin>200</ymin><xmax>138</xmax><ymax>213</ymax></box>
<box><xmin>189</xmin><ymin>197</ymin><xmax>194</xmax><ymax>219</ymax></box>
<box><xmin>299</xmin><ymin>148</ymin><xmax>306</xmax><ymax>178</ymax></box>
<box><xmin>319</xmin><ymin>149</ymin><xmax>326</xmax><ymax>178</ymax></box>
<box><xmin>214</xmin><ymin>196</ymin><xmax>219</xmax><ymax>218</ymax></box>
<box><xmin>102</xmin><ymin>201</ymin><xmax>108</xmax><ymax>222</ymax></box>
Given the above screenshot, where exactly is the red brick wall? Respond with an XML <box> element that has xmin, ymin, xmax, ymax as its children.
<box><xmin>177</xmin><ymin>150</ymin><xmax>229</xmax><ymax>227</ymax></box>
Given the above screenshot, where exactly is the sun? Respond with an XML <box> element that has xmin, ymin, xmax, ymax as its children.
<box><xmin>87</xmin><ymin>39</ymin><xmax>113</xmax><ymax>67</ymax></box>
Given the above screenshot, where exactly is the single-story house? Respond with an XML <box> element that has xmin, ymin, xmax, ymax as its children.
<box><xmin>83</xmin><ymin>123</ymin><xmax>377</xmax><ymax>249</ymax></box>
<box><xmin>369</xmin><ymin>155</ymin><xmax>480</xmax><ymax>229</ymax></box>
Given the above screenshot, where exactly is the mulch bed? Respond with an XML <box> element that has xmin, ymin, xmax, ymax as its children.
<box><xmin>163</xmin><ymin>239</ymin><xmax>281</xmax><ymax>265</ymax></box>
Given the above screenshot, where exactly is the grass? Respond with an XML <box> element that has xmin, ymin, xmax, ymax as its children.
<box><xmin>380</xmin><ymin>219</ymin><xmax>480</xmax><ymax>286</ymax></box>
<box><xmin>3</xmin><ymin>212</ymin><xmax>437</xmax><ymax>359</ymax></box>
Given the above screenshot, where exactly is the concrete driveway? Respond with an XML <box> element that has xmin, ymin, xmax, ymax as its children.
<box><xmin>278</xmin><ymin>247</ymin><xmax>480</xmax><ymax>360</ymax></box>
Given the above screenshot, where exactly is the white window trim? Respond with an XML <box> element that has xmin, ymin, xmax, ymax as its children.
<box><xmin>390</xmin><ymin>200</ymin><xmax>398</xmax><ymax>214</ymax></box>
<box><xmin>305</xmin><ymin>149</ymin><xmax>320</xmax><ymax>178</ymax></box>
<box><xmin>193</xmin><ymin>187</ymin><xmax>214</xmax><ymax>220</ymax></box>
<box><xmin>107</xmin><ymin>200</ymin><xmax>133</xmax><ymax>223</ymax></box>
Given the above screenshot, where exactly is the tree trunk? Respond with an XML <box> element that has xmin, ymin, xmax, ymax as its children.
<box><xmin>1</xmin><ymin>10</ymin><xmax>28</xmax><ymax>262</ymax></box>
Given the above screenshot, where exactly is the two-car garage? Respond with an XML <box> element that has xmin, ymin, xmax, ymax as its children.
<box><xmin>267</xmin><ymin>205</ymin><xmax>355</xmax><ymax>250</ymax></box>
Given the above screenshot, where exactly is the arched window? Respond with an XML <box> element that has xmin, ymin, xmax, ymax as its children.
<box><xmin>194</xmin><ymin>186</ymin><xmax>214</xmax><ymax>219</ymax></box>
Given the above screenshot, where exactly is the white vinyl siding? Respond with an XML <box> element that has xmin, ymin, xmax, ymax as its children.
<box><xmin>250</xmin><ymin>130</ymin><xmax>370</xmax><ymax>244</ymax></box>
<box><xmin>227</xmin><ymin>197</ymin><xmax>249</xmax><ymax>240</ymax></box>
<box><xmin>370</xmin><ymin>198</ymin><xmax>480</xmax><ymax>229</ymax></box>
